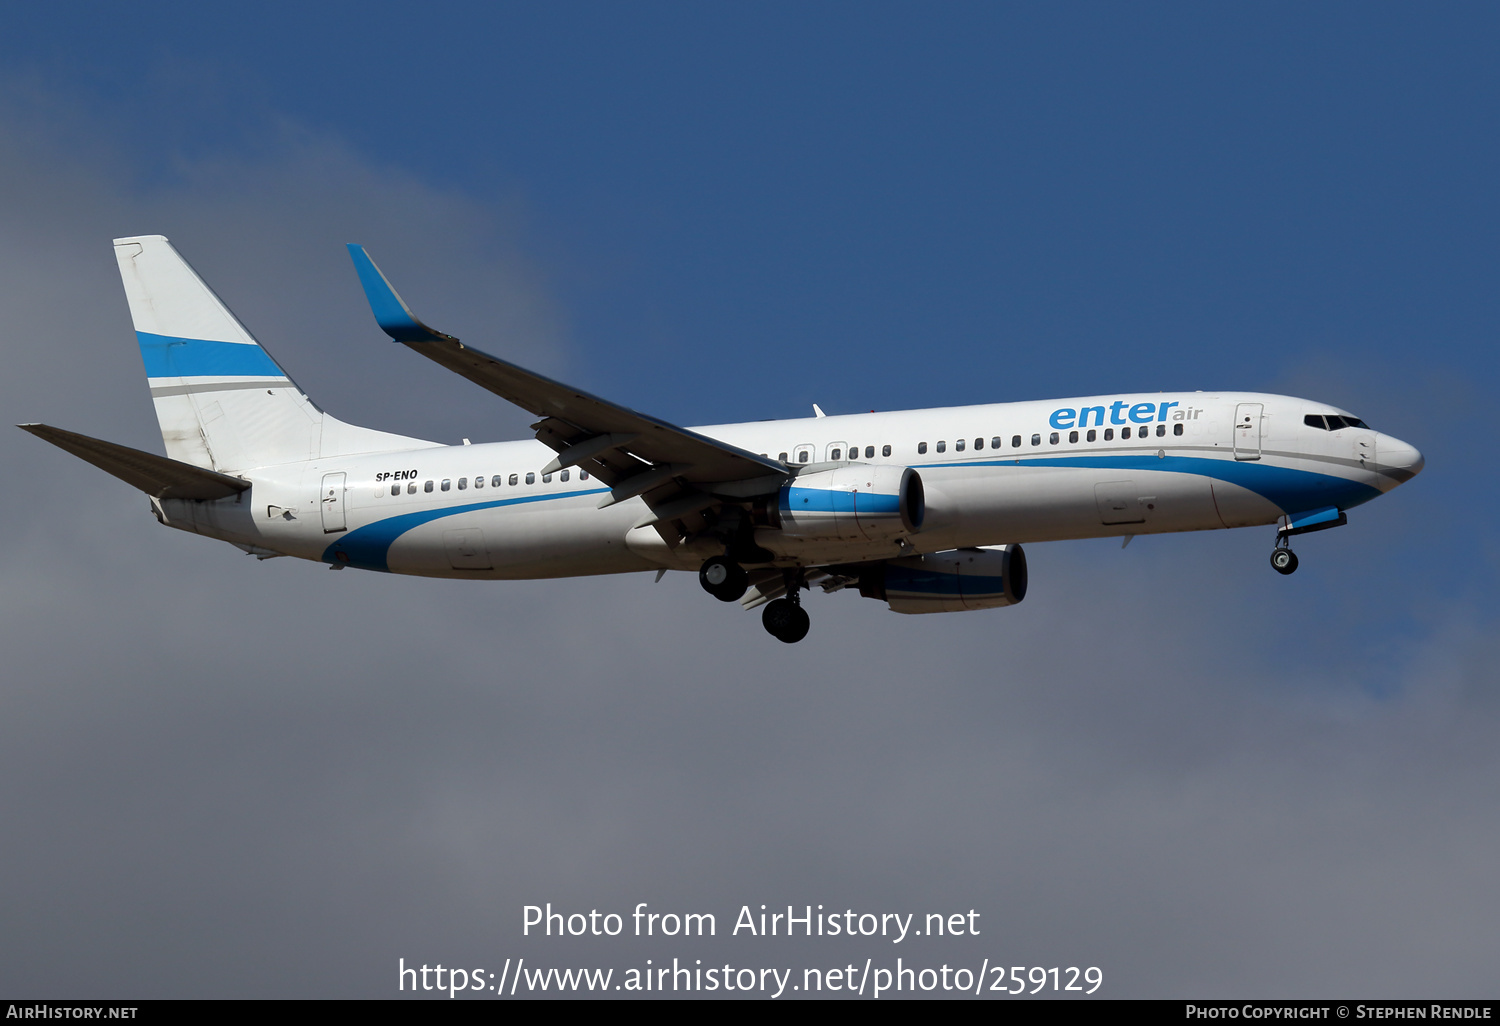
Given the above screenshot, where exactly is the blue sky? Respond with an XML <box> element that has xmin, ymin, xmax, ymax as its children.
<box><xmin>1</xmin><ymin>3</ymin><xmax>1496</xmax><ymax>997</ymax></box>
<box><xmin>18</xmin><ymin>4</ymin><xmax>1497</xmax><ymax>409</ymax></box>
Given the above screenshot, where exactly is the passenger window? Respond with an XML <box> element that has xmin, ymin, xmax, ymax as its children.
<box><xmin>458</xmin><ymin>478</ymin><xmax>467</xmax><ymax>490</ymax></box>
<box><xmin>1030</xmin><ymin>434</ymin><xmax>1041</xmax><ymax>446</ymax></box>
<box><xmin>918</xmin><ymin>442</ymin><xmax>928</xmax><ymax>454</ymax></box>
<box><xmin>442</xmin><ymin>479</ymin><xmax>452</xmax><ymax>491</ymax></box>
<box><xmin>407</xmin><ymin>482</ymin><xmax>417</xmax><ymax>494</ymax></box>
<box><xmin>1122</xmin><ymin>427</ymin><xmax>1131</xmax><ymax>439</ymax></box>
<box><xmin>991</xmin><ymin>436</ymin><xmax>1001</xmax><ymax>449</ymax></box>
<box><xmin>526</xmin><ymin>472</ymin><xmax>535</xmax><ymax>485</ymax></box>
<box><xmin>779</xmin><ymin>452</ymin><xmax>789</xmax><ymax>462</ymax></box>
<box><xmin>865</xmin><ymin>446</ymin><xmax>875</xmax><ymax>459</ymax></box>
<box><xmin>799</xmin><ymin>450</ymin><xmax>810</xmax><ymax>463</ymax></box>
<box><xmin>881</xmin><ymin>444</ymin><xmax>891</xmax><ymax>457</ymax></box>
<box><xmin>493</xmin><ymin>475</ymin><xmax>504</xmax><ymax>487</ymax></box>
<box><xmin>1011</xmin><ymin>435</ymin><xmax>1021</xmax><ymax>448</ymax></box>
<box><xmin>1086</xmin><ymin>429</ymin><xmax>1096</xmax><ymax>442</ymax></box>
<box><xmin>542</xmin><ymin>473</ymin><xmax>552</xmax><ymax>483</ymax></box>
<box><xmin>1104</xmin><ymin>428</ymin><xmax>1114</xmax><ymax>441</ymax></box>
<box><xmin>954</xmin><ymin>439</ymin><xmax>965</xmax><ymax>452</ymax></box>
<box><xmin>580</xmin><ymin>471</ymin><xmax>589</xmax><ymax>480</ymax></box>
<box><xmin>937</xmin><ymin>441</ymin><xmax>947</xmax><ymax>453</ymax></box>
<box><xmin>1049</xmin><ymin>432</ymin><xmax>1060</xmax><ymax>445</ymax></box>
<box><xmin>975</xmin><ymin>437</ymin><xmax>984</xmax><ymax>450</ymax></box>
<box><xmin>560</xmin><ymin>469</ymin><xmax>570</xmax><ymax>482</ymax></box>
<box><xmin>424</xmin><ymin>480</ymin><xmax>434</xmax><ymax>492</ymax></box>
<box><xmin>830</xmin><ymin>448</ymin><xmax>842</xmax><ymax>461</ymax></box>
<box><xmin>509</xmin><ymin>474</ymin><xmax>519</xmax><ymax>486</ymax></box>
<box><xmin>1068</xmin><ymin>430</ymin><xmax>1079</xmax><ymax>443</ymax></box>
<box><xmin>391</xmin><ymin>484</ymin><xmax>400</xmax><ymax>496</ymax></box>
<box><xmin>473</xmin><ymin>475</ymin><xmax>483</xmax><ymax>488</ymax></box>
<box><xmin>1173</xmin><ymin>423</ymin><xmax>1183</xmax><ymax>436</ymax></box>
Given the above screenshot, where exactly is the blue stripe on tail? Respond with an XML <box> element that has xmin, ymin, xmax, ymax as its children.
<box><xmin>137</xmin><ymin>332</ymin><xmax>285</xmax><ymax>378</ymax></box>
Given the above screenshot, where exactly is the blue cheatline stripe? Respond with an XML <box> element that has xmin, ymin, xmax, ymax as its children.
<box><xmin>781</xmin><ymin>486</ymin><xmax>903</xmax><ymax>515</ymax></box>
<box><xmin>137</xmin><ymin>332</ymin><xmax>286</xmax><ymax>379</ymax></box>
<box><xmin>322</xmin><ymin>487</ymin><xmax>611</xmax><ymax>572</ymax></box>
<box><xmin>914</xmin><ymin>453</ymin><xmax>1380</xmax><ymax>516</ymax></box>
<box><xmin>885</xmin><ymin>566</ymin><xmax>1007</xmax><ymax>598</ymax></box>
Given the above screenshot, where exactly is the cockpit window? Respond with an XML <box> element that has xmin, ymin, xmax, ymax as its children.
<box><xmin>1306</xmin><ymin>413</ymin><xmax>1371</xmax><ymax>431</ymax></box>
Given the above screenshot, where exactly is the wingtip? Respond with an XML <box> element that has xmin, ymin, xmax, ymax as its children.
<box><xmin>345</xmin><ymin>244</ymin><xmax>458</xmax><ymax>344</ymax></box>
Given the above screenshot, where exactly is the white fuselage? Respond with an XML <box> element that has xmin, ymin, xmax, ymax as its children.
<box><xmin>153</xmin><ymin>391</ymin><xmax>1421</xmax><ymax>578</ymax></box>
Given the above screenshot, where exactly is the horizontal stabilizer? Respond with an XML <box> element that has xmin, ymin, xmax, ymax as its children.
<box><xmin>19</xmin><ymin>424</ymin><xmax>250</xmax><ymax>500</ymax></box>
<box><xmin>346</xmin><ymin>244</ymin><xmax>458</xmax><ymax>343</ymax></box>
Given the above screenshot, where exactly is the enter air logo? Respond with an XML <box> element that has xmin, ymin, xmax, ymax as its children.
<box><xmin>1048</xmin><ymin>400</ymin><xmax>1203</xmax><ymax>429</ymax></box>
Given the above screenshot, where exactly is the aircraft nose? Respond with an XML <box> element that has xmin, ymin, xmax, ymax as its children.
<box><xmin>1382</xmin><ymin>436</ymin><xmax>1424</xmax><ymax>482</ymax></box>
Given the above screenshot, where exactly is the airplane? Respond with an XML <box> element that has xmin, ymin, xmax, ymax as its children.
<box><xmin>21</xmin><ymin>235</ymin><xmax>1425</xmax><ymax>643</ymax></box>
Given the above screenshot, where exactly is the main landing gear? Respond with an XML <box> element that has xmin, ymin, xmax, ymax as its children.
<box><xmin>699</xmin><ymin>557</ymin><xmax>812</xmax><ymax>643</ymax></box>
<box><xmin>1270</xmin><ymin>540</ymin><xmax>1299</xmax><ymax>575</ymax></box>
<box><xmin>762</xmin><ymin>595</ymin><xmax>811</xmax><ymax>644</ymax></box>
<box><xmin>762</xmin><ymin>567</ymin><xmax>810</xmax><ymax>644</ymax></box>
<box><xmin>699</xmin><ymin>555</ymin><xmax>748</xmax><ymax>602</ymax></box>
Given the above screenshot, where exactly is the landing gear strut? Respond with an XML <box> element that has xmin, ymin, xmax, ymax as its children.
<box><xmin>1270</xmin><ymin>541</ymin><xmax>1299</xmax><ymax>575</ymax></box>
<box><xmin>699</xmin><ymin>556</ymin><xmax>748</xmax><ymax>602</ymax></box>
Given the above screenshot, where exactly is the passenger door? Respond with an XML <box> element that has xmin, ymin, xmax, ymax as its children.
<box><xmin>320</xmin><ymin>472</ymin><xmax>347</xmax><ymax>533</ymax></box>
<box><xmin>1233</xmin><ymin>403</ymin><xmax>1263</xmax><ymax>461</ymax></box>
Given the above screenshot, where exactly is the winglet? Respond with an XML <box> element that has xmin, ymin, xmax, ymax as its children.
<box><xmin>345</xmin><ymin>244</ymin><xmax>459</xmax><ymax>343</ymax></box>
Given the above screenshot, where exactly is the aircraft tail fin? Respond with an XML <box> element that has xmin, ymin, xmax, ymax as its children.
<box><xmin>113</xmin><ymin>236</ymin><xmax>436</xmax><ymax>470</ymax></box>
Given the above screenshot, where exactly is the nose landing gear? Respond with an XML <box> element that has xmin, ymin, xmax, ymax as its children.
<box><xmin>1270</xmin><ymin>542</ymin><xmax>1299</xmax><ymax>575</ymax></box>
<box><xmin>1270</xmin><ymin>507</ymin><xmax>1347</xmax><ymax>575</ymax></box>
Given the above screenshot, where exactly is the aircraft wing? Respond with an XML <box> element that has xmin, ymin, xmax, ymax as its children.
<box><xmin>347</xmin><ymin>245</ymin><xmax>788</xmax><ymax>526</ymax></box>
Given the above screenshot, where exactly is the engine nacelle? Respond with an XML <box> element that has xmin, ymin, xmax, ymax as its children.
<box><xmin>858</xmin><ymin>544</ymin><xmax>1028</xmax><ymax>614</ymax></box>
<box><xmin>776</xmin><ymin>465</ymin><xmax>924</xmax><ymax>542</ymax></box>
